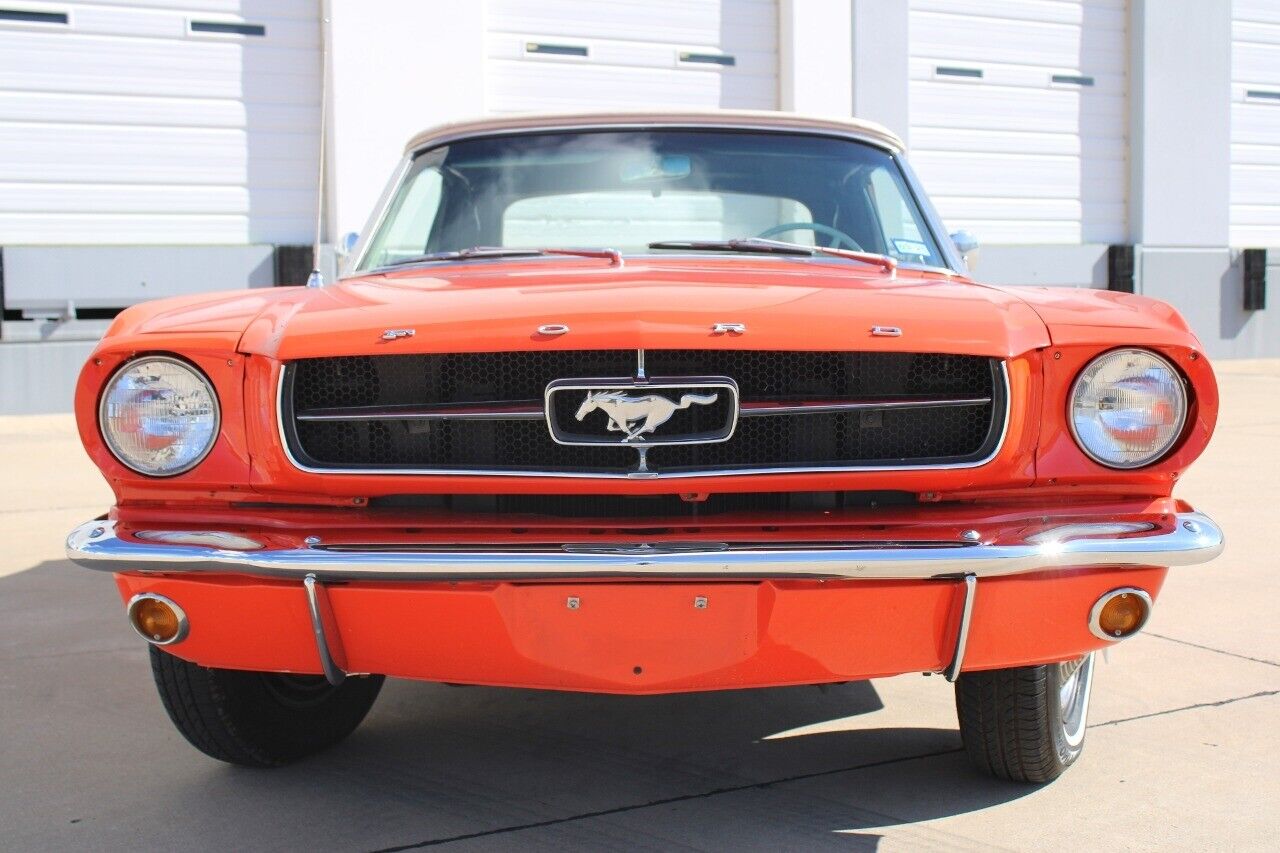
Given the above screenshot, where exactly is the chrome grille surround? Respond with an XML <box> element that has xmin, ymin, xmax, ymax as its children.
<box><xmin>277</xmin><ymin>351</ymin><xmax>1010</xmax><ymax>479</ymax></box>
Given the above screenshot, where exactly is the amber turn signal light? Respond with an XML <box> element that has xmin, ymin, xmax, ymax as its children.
<box><xmin>126</xmin><ymin>593</ymin><xmax>189</xmax><ymax>645</ymax></box>
<box><xmin>1089</xmin><ymin>587</ymin><xmax>1152</xmax><ymax>641</ymax></box>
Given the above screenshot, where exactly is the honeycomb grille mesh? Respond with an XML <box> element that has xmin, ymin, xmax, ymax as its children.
<box><xmin>284</xmin><ymin>351</ymin><xmax>1002</xmax><ymax>474</ymax></box>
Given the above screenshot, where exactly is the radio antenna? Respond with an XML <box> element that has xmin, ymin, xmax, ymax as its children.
<box><xmin>307</xmin><ymin>11</ymin><xmax>330</xmax><ymax>288</ymax></box>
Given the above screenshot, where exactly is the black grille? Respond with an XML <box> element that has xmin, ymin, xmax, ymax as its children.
<box><xmin>283</xmin><ymin>351</ymin><xmax>1004</xmax><ymax>475</ymax></box>
<box><xmin>292</xmin><ymin>350</ymin><xmax>635</xmax><ymax>410</ymax></box>
<box><xmin>368</xmin><ymin>491</ymin><xmax>917</xmax><ymax>517</ymax></box>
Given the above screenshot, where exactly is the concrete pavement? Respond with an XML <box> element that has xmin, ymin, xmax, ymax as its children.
<box><xmin>1</xmin><ymin>360</ymin><xmax>1277</xmax><ymax>851</ymax></box>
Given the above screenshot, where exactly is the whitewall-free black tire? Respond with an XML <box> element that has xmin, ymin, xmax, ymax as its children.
<box><xmin>149</xmin><ymin>646</ymin><xmax>384</xmax><ymax>767</ymax></box>
<box><xmin>954</xmin><ymin>653</ymin><xmax>1095</xmax><ymax>783</ymax></box>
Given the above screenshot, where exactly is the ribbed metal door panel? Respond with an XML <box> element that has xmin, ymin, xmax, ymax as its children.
<box><xmin>1231</xmin><ymin>0</ymin><xmax>1280</xmax><ymax>247</ymax></box>
<box><xmin>908</xmin><ymin>0</ymin><xmax>1129</xmax><ymax>245</ymax></box>
<box><xmin>485</xmin><ymin>0</ymin><xmax>778</xmax><ymax>113</ymax></box>
<box><xmin>0</xmin><ymin>0</ymin><xmax>321</xmax><ymax>245</ymax></box>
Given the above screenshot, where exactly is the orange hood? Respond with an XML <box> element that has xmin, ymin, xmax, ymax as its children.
<box><xmin>114</xmin><ymin>256</ymin><xmax>1051</xmax><ymax>359</ymax></box>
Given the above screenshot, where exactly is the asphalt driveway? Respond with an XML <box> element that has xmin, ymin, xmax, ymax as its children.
<box><xmin>1</xmin><ymin>360</ymin><xmax>1277</xmax><ymax>851</ymax></box>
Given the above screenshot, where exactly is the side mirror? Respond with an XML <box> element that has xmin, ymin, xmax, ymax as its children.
<box><xmin>950</xmin><ymin>230</ymin><xmax>980</xmax><ymax>272</ymax></box>
<box><xmin>337</xmin><ymin>231</ymin><xmax>360</xmax><ymax>260</ymax></box>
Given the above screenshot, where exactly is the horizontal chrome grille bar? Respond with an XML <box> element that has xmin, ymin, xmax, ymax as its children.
<box><xmin>737</xmin><ymin>397</ymin><xmax>991</xmax><ymax>417</ymax></box>
<box><xmin>296</xmin><ymin>401</ymin><xmax>544</xmax><ymax>421</ymax></box>
<box><xmin>295</xmin><ymin>397</ymin><xmax>992</xmax><ymax>422</ymax></box>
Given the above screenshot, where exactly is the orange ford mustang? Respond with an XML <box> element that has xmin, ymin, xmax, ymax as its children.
<box><xmin>66</xmin><ymin>112</ymin><xmax>1223</xmax><ymax>782</ymax></box>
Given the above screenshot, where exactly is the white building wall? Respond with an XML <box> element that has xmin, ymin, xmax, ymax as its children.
<box><xmin>851</xmin><ymin>0</ymin><xmax>909</xmax><ymax>145</ymax></box>
<box><xmin>780</xmin><ymin>0</ymin><xmax>850</xmax><ymax>116</ymax></box>
<box><xmin>323</xmin><ymin>0</ymin><xmax>485</xmax><ymax>241</ymax></box>
<box><xmin>1130</xmin><ymin>0</ymin><xmax>1230</xmax><ymax>247</ymax></box>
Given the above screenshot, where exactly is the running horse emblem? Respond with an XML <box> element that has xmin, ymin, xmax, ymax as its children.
<box><xmin>575</xmin><ymin>390</ymin><xmax>719</xmax><ymax>442</ymax></box>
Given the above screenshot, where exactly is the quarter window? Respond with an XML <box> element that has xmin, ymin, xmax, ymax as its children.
<box><xmin>865</xmin><ymin>167</ymin><xmax>934</xmax><ymax>264</ymax></box>
<box><xmin>361</xmin><ymin>165</ymin><xmax>444</xmax><ymax>268</ymax></box>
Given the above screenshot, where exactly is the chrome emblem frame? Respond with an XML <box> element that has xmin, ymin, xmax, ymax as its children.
<box><xmin>545</xmin><ymin>377</ymin><xmax>739</xmax><ymax>454</ymax></box>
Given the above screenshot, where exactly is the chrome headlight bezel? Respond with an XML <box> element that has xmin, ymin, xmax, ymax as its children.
<box><xmin>1067</xmin><ymin>348</ymin><xmax>1189</xmax><ymax>470</ymax></box>
<box><xmin>98</xmin><ymin>355</ymin><xmax>221</xmax><ymax>477</ymax></box>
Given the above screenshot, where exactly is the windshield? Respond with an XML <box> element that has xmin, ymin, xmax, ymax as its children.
<box><xmin>355</xmin><ymin>130</ymin><xmax>947</xmax><ymax>271</ymax></box>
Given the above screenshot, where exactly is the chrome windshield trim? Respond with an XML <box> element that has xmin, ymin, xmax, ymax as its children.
<box><xmin>895</xmin><ymin>154</ymin><xmax>967</xmax><ymax>273</ymax></box>
<box><xmin>345</xmin><ymin>156</ymin><xmax>412</xmax><ymax>275</ymax></box>
<box><xmin>66</xmin><ymin>512</ymin><xmax>1224</xmax><ymax>582</ymax></box>
<box><xmin>274</xmin><ymin>361</ymin><xmax>1010</xmax><ymax>479</ymax></box>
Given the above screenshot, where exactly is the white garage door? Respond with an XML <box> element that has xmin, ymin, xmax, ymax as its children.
<box><xmin>0</xmin><ymin>0</ymin><xmax>321</xmax><ymax>245</ymax></box>
<box><xmin>908</xmin><ymin>0</ymin><xmax>1128</xmax><ymax>245</ymax></box>
<box><xmin>1231</xmin><ymin>0</ymin><xmax>1280</xmax><ymax>247</ymax></box>
<box><xmin>485</xmin><ymin>0</ymin><xmax>778</xmax><ymax>114</ymax></box>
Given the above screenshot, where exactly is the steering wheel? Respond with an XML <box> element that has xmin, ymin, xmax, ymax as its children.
<box><xmin>756</xmin><ymin>222</ymin><xmax>863</xmax><ymax>251</ymax></box>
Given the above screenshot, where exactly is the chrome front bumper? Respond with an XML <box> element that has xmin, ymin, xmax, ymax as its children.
<box><xmin>66</xmin><ymin>513</ymin><xmax>1224</xmax><ymax>582</ymax></box>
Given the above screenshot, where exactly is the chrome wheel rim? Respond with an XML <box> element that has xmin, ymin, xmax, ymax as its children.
<box><xmin>1057</xmin><ymin>653</ymin><xmax>1095</xmax><ymax>748</ymax></box>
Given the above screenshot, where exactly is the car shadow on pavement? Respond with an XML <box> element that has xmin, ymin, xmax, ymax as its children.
<box><xmin>3</xmin><ymin>560</ymin><xmax>1038</xmax><ymax>850</ymax></box>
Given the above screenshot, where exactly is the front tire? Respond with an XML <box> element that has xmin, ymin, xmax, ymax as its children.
<box><xmin>954</xmin><ymin>653</ymin><xmax>1095</xmax><ymax>783</ymax></box>
<box><xmin>149</xmin><ymin>646</ymin><xmax>384</xmax><ymax>767</ymax></box>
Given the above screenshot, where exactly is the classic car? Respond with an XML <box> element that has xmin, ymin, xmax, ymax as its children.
<box><xmin>67</xmin><ymin>111</ymin><xmax>1223</xmax><ymax>782</ymax></box>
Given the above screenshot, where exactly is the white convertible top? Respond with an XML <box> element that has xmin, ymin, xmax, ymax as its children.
<box><xmin>403</xmin><ymin>110</ymin><xmax>905</xmax><ymax>155</ymax></box>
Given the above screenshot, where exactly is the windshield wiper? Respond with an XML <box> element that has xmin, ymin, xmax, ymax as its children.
<box><xmin>648</xmin><ymin>237</ymin><xmax>896</xmax><ymax>272</ymax></box>
<box><xmin>382</xmin><ymin>246</ymin><xmax>624</xmax><ymax>269</ymax></box>
<box><xmin>382</xmin><ymin>247</ymin><xmax>544</xmax><ymax>267</ymax></box>
<box><xmin>648</xmin><ymin>238</ymin><xmax>810</xmax><ymax>256</ymax></box>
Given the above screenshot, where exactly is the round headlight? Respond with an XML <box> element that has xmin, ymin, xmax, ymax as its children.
<box><xmin>99</xmin><ymin>356</ymin><xmax>219</xmax><ymax>476</ymax></box>
<box><xmin>1069</xmin><ymin>348</ymin><xmax>1187</xmax><ymax>469</ymax></box>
